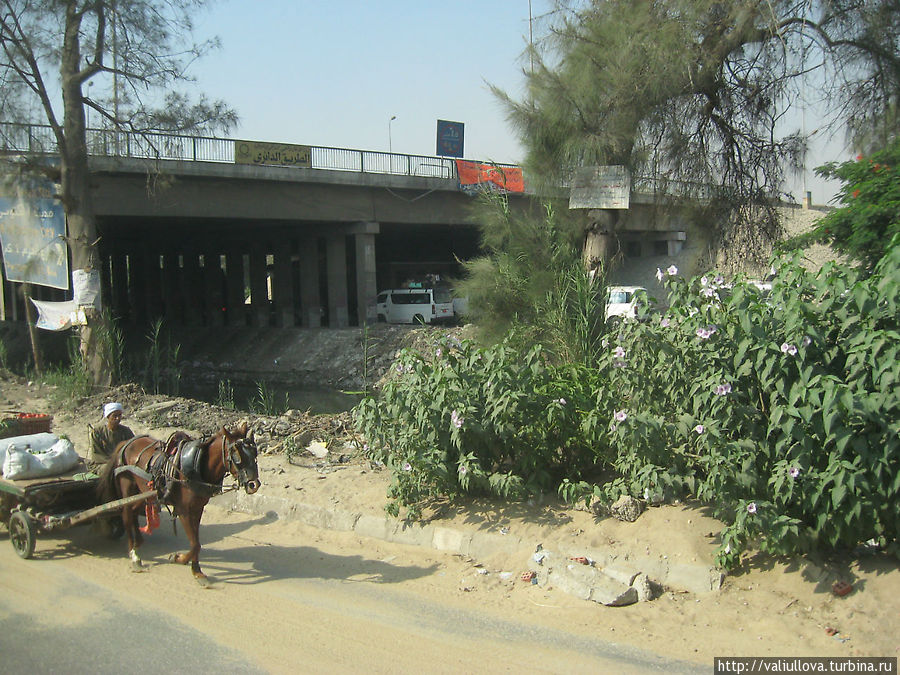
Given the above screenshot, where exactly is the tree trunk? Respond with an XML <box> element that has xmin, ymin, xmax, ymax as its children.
<box><xmin>22</xmin><ymin>285</ymin><xmax>44</xmax><ymax>375</ymax></box>
<box><xmin>583</xmin><ymin>209</ymin><xmax>617</xmax><ymax>276</ymax></box>
<box><xmin>59</xmin><ymin>4</ymin><xmax>111</xmax><ymax>387</ymax></box>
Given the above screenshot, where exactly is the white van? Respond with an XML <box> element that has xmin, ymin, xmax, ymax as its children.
<box><xmin>605</xmin><ymin>286</ymin><xmax>648</xmax><ymax>323</ymax></box>
<box><xmin>376</xmin><ymin>287</ymin><xmax>455</xmax><ymax>324</ymax></box>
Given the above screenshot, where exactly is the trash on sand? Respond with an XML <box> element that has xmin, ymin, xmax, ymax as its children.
<box><xmin>521</xmin><ymin>571</ymin><xmax>536</xmax><ymax>582</ymax></box>
<box><xmin>832</xmin><ymin>580</ymin><xmax>853</xmax><ymax>597</ymax></box>
<box><xmin>569</xmin><ymin>556</ymin><xmax>590</xmax><ymax>565</ymax></box>
<box><xmin>533</xmin><ymin>551</ymin><xmax>547</xmax><ymax>564</ymax></box>
<box><xmin>307</xmin><ymin>440</ymin><xmax>329</xmax><ymax>458</ymax></box>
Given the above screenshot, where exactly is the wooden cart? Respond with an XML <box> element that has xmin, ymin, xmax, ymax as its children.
<box><xmin>0</xmin><ymin>459</ymin><xmax>155</xmax><ymax>559</ymax></box>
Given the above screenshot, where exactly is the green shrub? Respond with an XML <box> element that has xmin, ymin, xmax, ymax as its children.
<box><xmin>356</xmin><ymin>247</ymin><xmax>898</xmax><ymax>567</ymax></box>
<box><xmin>353</xmin><ymin>334</ymin><xmax>605</xmax><ymax>518</ymax></box>
<box><xmin>602</xmin><ymin>248</ymin><xmax>899</xmax><ymax>567</ymax></box>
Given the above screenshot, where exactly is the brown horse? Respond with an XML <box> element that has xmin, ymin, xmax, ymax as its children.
<box><xmin>98</xmin><ymin>421</ymin><xmax>260</xmax><ymax>586</ymax></box>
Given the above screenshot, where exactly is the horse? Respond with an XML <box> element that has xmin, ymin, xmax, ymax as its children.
<box><xmin>97</xmin><ymin>421</ymin><xmax>261</xmax><ymax>586</ymax></box>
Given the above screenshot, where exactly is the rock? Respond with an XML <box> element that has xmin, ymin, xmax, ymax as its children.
<box><xmin>610</xmin><ymin>495</ymin><xmax>644</xmax><ymax>522</ymax></box>
<box><xmin>631</xmin><ymin>573</ymin><xmax>655</xmax><ymax>602</ymax></box>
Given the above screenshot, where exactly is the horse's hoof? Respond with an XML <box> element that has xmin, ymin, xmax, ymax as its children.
<box><xmin>168</xmin><ymin>552</ymin><xmax>187</xmax><ymax>564</ymax></box>
<box><xmin>130</xmin><ymin>560</ymin><xmax>147</xmax><ymax>573</ymax></box>
<box><xmin>195</xmin><ymin>575</ymin><xmax>212</xmax><ymax>588</ymax></box>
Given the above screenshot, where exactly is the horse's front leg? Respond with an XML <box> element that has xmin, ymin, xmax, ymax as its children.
<box><xmin>118</xmin><ymin>479</ymin><xmax>146</xmax><ymax>572</ymax></box>
<box><xmin>121</xmin><ymin>503</ymin><xmax>146</xmax><ymax>572</ymax></box>
<box><xmin>171</xmin><ymin>506</ymin><xmax>209</xmax><ymax>586</ymax></box>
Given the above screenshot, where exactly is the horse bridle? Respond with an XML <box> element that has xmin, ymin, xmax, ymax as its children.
<box><xmin>221</xmin><ymin>433</ymin><xmax>260</xmax><ymax>492</ymax></box>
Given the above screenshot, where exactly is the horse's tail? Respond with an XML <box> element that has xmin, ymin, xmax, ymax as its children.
<box><xmin>95</xmin><ymin>451</ymin><xmax>121</xmax><ymax>504</ymax></box>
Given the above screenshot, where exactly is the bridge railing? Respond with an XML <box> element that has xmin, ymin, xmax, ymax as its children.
<box><xmin>0</xmin><ymin>122</ymin><xmax>516</xmax><ymax>181</ymax></box>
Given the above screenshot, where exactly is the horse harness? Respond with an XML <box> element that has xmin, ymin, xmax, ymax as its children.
<box><xmin>113</xmin><ymin>433</ymin><xmax>235</xmax><ymax>502</ymax></box>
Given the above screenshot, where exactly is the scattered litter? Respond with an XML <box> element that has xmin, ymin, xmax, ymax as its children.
<box><xmin>832</xmin><ymin>580</ymin><xmax>853</xmax><ymax>597</ymax></box>
<box><xmin>307</xmin><ymin>440</ymin><xmax>329</xmax><ymax>458</ymax></box>
<box><xmin>499</xmin><ymin>572</ymin><xmax>513</xmax><ymax>580</ymax></box>
<box><xmin>569</xmin><ymin>556</ymin><xmax>590</xmax><ymax>566</ymax></box>
<box><xmin>521</xmin><ymin>571</ymin><xmax>536</xmax><ymax>582</ymax></box>
<box><xmin>533</xmin><ymin>551</ymin><xmax>547</xmax><ymax>564</ymax></box>
<box><xmin>825</xmin><ymin>627</ymin><xmax>838</xmax><ymax>636</ymax></box>
<box><xmin>477</xmin><ymin>568</ymin><xmax>488</xmax><ymax>576</ymax></box>
<box><xmin>499</xmin><ymin>527</ymin><xmax>510</xmax><ymax>535</ymax></box>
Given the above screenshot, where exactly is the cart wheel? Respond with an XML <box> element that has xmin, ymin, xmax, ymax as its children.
<box><xmin>9</xmin><ymin>511</ymin><xmax>36</xmax><ymax>559</ymax></box>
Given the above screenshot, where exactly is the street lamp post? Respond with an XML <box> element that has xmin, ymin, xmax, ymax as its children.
<box><xmin>388</xmin><ymin>115</ymin><xmax>396</xmax><ymax>154</ymax></box>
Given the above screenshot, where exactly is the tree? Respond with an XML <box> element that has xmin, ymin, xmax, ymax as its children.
<box><xmin>0</xmin><ymin>0</ymin><xmax>236</xmax><ymax>384</ymax></box>
<box><xmin>494</xmin><ymin>0</ymin><xmax>900</xmax><ymax>276</ymax></box>
<box><xmin>786</xmin><ymin>139</ymin><xmax>900</xmax><ymax>272</ymax></box>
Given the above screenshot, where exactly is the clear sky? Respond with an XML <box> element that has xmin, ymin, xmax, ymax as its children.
<box><xmin>190</xmin><ymin>0</ymin><xmax>846</xmax><ymax>205</ymax></box>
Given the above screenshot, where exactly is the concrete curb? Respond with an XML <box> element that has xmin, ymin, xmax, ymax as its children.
<box><xmin>215</xmin><ymin>491</ymin><xmax>724</xmax><ymax>595</ymax></box>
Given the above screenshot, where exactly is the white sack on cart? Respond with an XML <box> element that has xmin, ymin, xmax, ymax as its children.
<box><xmin>0</xmin><ymin>432</ymin><xmax>59</xmax><ymax>467</ymax></box>
<box><xmin>2</xmin><ymin>438</ymin><xmax>79</xmax><ymax>480</ymax></box>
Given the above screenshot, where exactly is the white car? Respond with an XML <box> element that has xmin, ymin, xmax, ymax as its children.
<box><xmin>605</xmin><ymin>286</ymin><xmax>648</xmax><ymax>323</ymax></box>
<box><xmin>376</xmin><ymin>287</ymin><xmax>455</xmax><ymax>324</ymax></box>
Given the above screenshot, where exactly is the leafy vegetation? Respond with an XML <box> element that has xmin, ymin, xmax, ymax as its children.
<box><xmin>355</xmin><ymin>246</ymin><xmax>899</xmax><ymax>566</ymax></box>
<box><xmin>250</xmin><ymin>381</ymin><xmax>289</xmax><ymax>416</ymax></box>
<box><xmin>785</xmin><ymin>140</ymin><xmax>900</xmax><ymax>273</ymax></box>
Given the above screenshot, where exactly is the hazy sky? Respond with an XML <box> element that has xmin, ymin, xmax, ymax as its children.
<box><xmin>190</xmin><ymin>0</ymin><xmax>846</xmax><ymax>204</ymax></box>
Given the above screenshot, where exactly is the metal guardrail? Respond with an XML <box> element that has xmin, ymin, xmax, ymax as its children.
<box><xmin>0</xmin><ymin>122</ymin><xmax>524</xmax><ymax>182</ymax></box>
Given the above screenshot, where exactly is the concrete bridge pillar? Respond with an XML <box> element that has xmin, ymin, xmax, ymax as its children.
<box><xmin>205</xmin><ymin>250</ymin><xmax>226</xmax><ymax>327</ymax></box>
<box><xmin>248</xmin><ymin>242</ymin><xmax>269</xmax><ymax>327</ymax></box>
<box><xmin>161</xmin><ymin>249</ymin><xmax>181</xmax><ymax>324</ymax></box>
<box><xmin>326</xmin><ymin>234</ymin><xmax>349</xmax><ymax>328</ymax></box>
<box><xmin>224</xmin><ymin>247</ymin><xmax>246</xmax><ymax>327</ymax></box>
<box><xmin>351</xmin><ymin>222</ymin><xmax>379</xmax><ymax>326</ymax></box>
<box><xmin>272</xmin><ymin>237</ymin><xmax>295</xmax><ymax>327</ymax></box>
<box><xmin>181</xmin><ymin>248</ymin><xmax>202</xmax><ymax>326</ymax></box>
<box><xmin>299</xmin><ymin>237</ymin><xmax>320</xmax><ymax>328</ymax></box>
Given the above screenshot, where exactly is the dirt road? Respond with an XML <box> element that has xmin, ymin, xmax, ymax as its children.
<box><xmin>0</xmin><ymin>506</ymin><xmax>695</xmax><ymax>674</ymax></box>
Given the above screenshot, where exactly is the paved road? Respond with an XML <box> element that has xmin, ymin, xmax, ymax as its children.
<box><xmin>0</xmin><ymin>507</ymin><xmax>702</xmax><ymax>674</ymax></box>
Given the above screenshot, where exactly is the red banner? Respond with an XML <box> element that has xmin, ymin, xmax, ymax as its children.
<box><xmin>456</xmin><ymin>160</ymin><xmax>525</xmax><ymax>193</ymax></box>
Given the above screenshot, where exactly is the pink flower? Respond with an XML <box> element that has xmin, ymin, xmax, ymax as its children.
<box><xmin>666</xmin><ymin>265</ymin><xmax>678</xmax><ymax>276</ymax></box>
<box><xmin>656</xmin><ymin>267</ymin><xmax>665</xmax><ymax>282</ymax></box>
<box><xmin>789</xmin><ymin>467</ymin><xmax>800</xmax><ymax>478</ymax></box>
<box><xmin>697</xmin><ymin>328</ymin><xmax>711</xmax><ymax>339</ymax></box>
<box><xmin>451</xmin><ymin>410</ymin><xmax>465</xmax><ymax>428</ymax></box>
<box><xmin>458</xmin><ymin>465</ymin><xmax>467</xmax><ymax>475</ymax></box>
<box><xmin>693</xmin><ymin>424</ymin><xmax>705</xmax><ymax>434</ymax></box>
<box><xmin>614</xmin><ymin>409</ymin><xmax>628</xmax><ymax>422</ymax></box>
<box><xmin>747</xmin><ymin>502</ymin><xmax>757</xmax><ymax>514</ymax></box>
<box><xmin>714</xmin><ymin>383</ymin><xmax>733</xmax><ymax>396</ymax></box>
<box><xmin>402</xmin><ymin>462</ymin><xmax>412</xmax><ymax>472</ymax></box>
<box><xmin>780</xmin><ymin>342</ymin><xmax>798</xmax><ymax>356</ymax></box>
<box><xmin>660</xmin><ymin>317</ymin><xmax>670</xmax><ymax>328</ymax></box>
<box><xmin>613</xmin><ymin>346</ymin><xmax>626</xmax><ymax>359</ymax></box>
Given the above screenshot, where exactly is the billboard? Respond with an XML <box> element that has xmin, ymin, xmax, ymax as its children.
<box><xmin>436</xmin><ymin>120</ymin><xmax>464</xmax><ymax>158</ymax></box>
<box><xmin>235</xmin><ymin>140</ymin><xmax>311</xmax><ymax>168</ymax></box>
<box><xmin>0</xmin><ymin>172</ymin><xmax>69</xmax><ymax>290</ymax></box>
<box><xmin>456</xmin><ymin>161</ymin><xmax>524</xmax><ymax>193</ymax></box>
<box><xmin>569</xmin><ymin>165</ymin><xmax>631</xmax><ymax>210</ymax></box>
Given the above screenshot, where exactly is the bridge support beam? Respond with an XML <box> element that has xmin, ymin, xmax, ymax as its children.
<box><xmin>272</xmin><ymin>238</ymin><xmax>295</xmax><ymax>327</ymax></box>
<box><xmin>326</xmin><ymin>235</ymin><xmax>348</xmax><ymax>328</ymax></box>
<box><xmin>299</xmin><ymin>238</ymin><xmax>320</xmax><ymax>328</ymax></box>
<box><xmin>351</xmin><ymin>222</ymin><xmax>379</xmax><ymax>326</ymax></box>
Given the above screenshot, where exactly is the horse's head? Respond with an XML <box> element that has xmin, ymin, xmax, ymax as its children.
<box><xmin>223</xmin><ymin>421</ymin><xmax>261</xmax><ymax>494</ymax></box>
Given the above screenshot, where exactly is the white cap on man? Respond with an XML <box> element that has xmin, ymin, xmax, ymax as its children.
<box><xmin>103</xmin><ymin>402</ymin><xmax>124</xmax><ymax>418</ymax></box>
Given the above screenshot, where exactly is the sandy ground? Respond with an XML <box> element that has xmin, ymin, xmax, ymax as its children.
<box><xmin>1</xmin><ymin>376</ymin><xmax>898</xmax><ymax>667</ymax></box>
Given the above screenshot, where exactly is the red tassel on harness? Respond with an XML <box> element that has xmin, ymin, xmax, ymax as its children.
<box><xmin>139</xmin><ymin>481</ymin><xmax>161</xmax><ymax>535</ymax></box>
<box><xmin>139</xmin><ymin>500</ymin><xmax>160</xmax><ymax>535</ymax></box>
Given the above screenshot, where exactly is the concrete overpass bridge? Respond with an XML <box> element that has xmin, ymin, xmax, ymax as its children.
<box><xmin>1</xmin><ymin>124</ymin><xmax>517</xmax><ymax>329</ymax></box>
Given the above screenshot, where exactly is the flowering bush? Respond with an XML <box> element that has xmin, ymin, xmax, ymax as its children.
<box><xmin>353</xmin><ymin>334</ymin><xmax>604</xmax><ymax>518</ymax></box>
<box><xmin>356</xmin><ymin>250</ymin><xmax>898</xmax><ymax>567</ymax></box>
<box><xmin>787</xmin><ymin>139</ymin><xmax>900</xmax><ymax>272</ymax></box>
<box><xmin>602</xmin><ymin>247</ymin><xmax>899</xmax><ymax>567</ymax></box>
